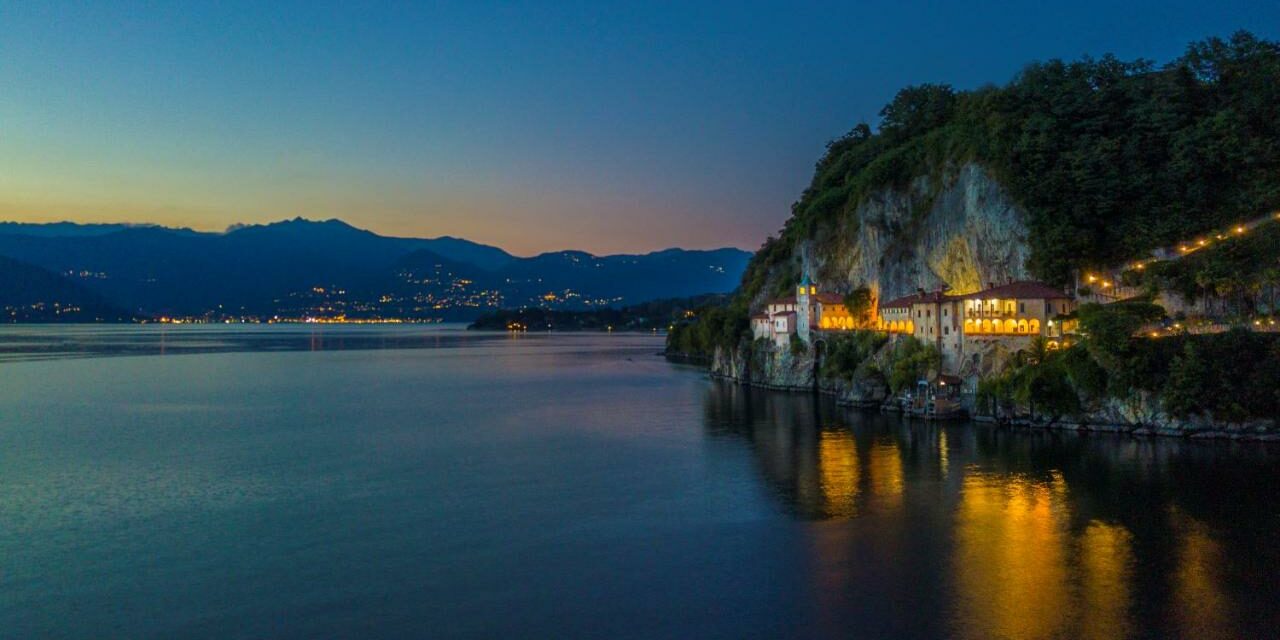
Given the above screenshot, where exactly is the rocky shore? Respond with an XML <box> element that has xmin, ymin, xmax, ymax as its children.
<box><xmin>688</xmin><ymin>340</ymin><xmax>1280</xmax><ymax>442</ymax></box>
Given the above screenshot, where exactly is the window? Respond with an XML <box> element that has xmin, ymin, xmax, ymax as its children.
<box><xmin>944</xmin><ymin>326</ymin><xmax>949</xmax><ymax>335</ymax></box>
<box><xmin>1019</xmin><ymin>302</ymin><xmax>1025</xmax><ymax>313</ymax></box>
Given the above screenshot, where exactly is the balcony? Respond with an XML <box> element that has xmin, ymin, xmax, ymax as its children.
<box><xmin>965</xmin><ymin>307</ymin><xmax>1018</xmax><ymax>319</ymax></box>
<box><xmin>963</xmin><ymin>316</ymin><xmax>1041</xmax><ymax>336</ymax></box>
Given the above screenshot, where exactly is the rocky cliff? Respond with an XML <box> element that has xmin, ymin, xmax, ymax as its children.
<box><xmin>757</xmin><ymin>162</ymin><xmax>1030</xmax><ymax>309</ymax></box>
<box><xmin>723</xmin><ymin>162</ymin><xmax>1030</xmax><ymax>385</ymax></box>
<box><xmin>690</xmin><ymin>34</ymin><xmax>1280</xmax><ymax>437</ymax></box>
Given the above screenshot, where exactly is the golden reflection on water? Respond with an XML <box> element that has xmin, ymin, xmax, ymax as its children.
<box><xmin>817</xmin><ymin>431</ymin><xmax>859</xmax><ymax>518</ymax></box>
<box><xmin>868</xmin><ymin>440</ymin><xmax>904</xmax><ymax>509</ymax></box>
<box><xmin>949</xmin><ymin>471</ymin><xmax>1173</xmax><ymax>640</ymax></box>
<box><xmin>815</xmin><ymin>430</ymin><xmax>907</xmax><ymax>519</ymax></box>
<box><xmin>953</xmin><ymin>471</ymin><xmax>1073</xmax><ymax>639</ymax></box>
<box><xmin>1170</xmin><ymin>508</ymin><xmax>1230</xmax><ymax>639</ymax></box>
<box><xmin>703</xmin><ymin>386</ymin><xmax>1261</xmax><ymax>638</ymax></box>
<box><xmin>938</xmin><ymin>428</ymin><xmax>949</xmax><ymax>478</ymax></box>
<box><xmin>1078</xmin><ymin>521</ymin><xmax>1135</xmax><ymax>640</ymax></box>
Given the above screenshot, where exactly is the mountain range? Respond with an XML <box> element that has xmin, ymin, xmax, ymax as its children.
<box><xmin>0</xmin><ymin>218</ymin><xmax>750</xmax><ymax>321</ymax></box>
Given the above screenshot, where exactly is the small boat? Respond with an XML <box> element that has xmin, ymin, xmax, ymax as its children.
<box><xmin>905</xmin><ymin>374</ymin><xmax>965</xmax><ymax>420</ymax></box>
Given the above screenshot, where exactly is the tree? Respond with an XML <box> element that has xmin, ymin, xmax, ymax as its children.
<box><xmin>1162</xmin><ymin>341</ymin><xmax>1213</xmax><ymax>417</ymax></box>
<box><xmin>878</xmin><ymin>84</ymin><xmax>957</xmax><ymax>138</ymax></box>
<box><xmin>1077</xmin><ymin>301</ymin><xmax>1166</xmax><ymax>361</ymax></box>
<box><xmin>843</xmin><ymin>288</ymin><xmax>874</xmax><ymax>326</ymax></box>
<box><xmin>886</xmin><ymin>337</ymin><xmax>941</xmax><ymax>393</ymax></box>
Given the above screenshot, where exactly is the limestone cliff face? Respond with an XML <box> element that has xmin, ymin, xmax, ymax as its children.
<box><xmin>720</xmin><ymin>162</ymin><xmax>1033</xmax><ymax>393</ymax></box>
<box><xmin>799</xmin><ymin>162</ymin><xmax>1030</xmax><ymax>303</ymax></box>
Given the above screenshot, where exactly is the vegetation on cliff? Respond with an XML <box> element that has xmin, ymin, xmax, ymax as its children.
<box><xmin>980</xmin><ymin>302</ymin><xmax>1280</xmax><ymax>424</ymax></box>
<box><xmin>1129</xmin><ymin>219</ymin><xmax>1280</xmax><ymax>317</ymax></box>
<box><xmin>665</xmin><ymin>31</ymin><xmax>1280</xmax><ymax>430</ymax></box>
<box><xmin>742</xmin><ymin>31</ymin><xmax>1280</xmax><ymax>300</ymax></box>
<box><xmin>881</xmin><ymin>337</ymin><xmax>943</xmax><ymax>394</ymax></box>
<box><xmin>819</xmin><ymin>331</ymin><xmax>888</xmax><ymax>382</ymax></box>
<box><xmin>818</xmin><ymin>331</ymin><xmax>940</xmax><ymax>396</ymax></box>
<box><xmin>665</xmin><ymin>301</ymin><xmax>748</xmax><ymax>360</ymax></box>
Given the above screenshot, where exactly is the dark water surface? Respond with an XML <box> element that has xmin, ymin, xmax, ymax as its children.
<box><xmin>2</xmin><ymin>325</ymin><xmax>1278</xmax><ymax>639</ymax></box>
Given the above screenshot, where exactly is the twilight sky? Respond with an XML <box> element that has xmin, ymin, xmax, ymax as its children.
<box><xmin>0</xmin><ymin>2</ymin><xmax>1276</xmax><ymax>256</ymax></box>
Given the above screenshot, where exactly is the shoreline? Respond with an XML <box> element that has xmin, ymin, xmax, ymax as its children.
<box><xmin>704</xmin><ymin>368</ymin><xmax>1280</xmax><ymax>444</ymax></box>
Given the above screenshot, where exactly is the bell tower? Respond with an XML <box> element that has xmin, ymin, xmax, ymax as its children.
<box><xmin>796</xmin><ymin>267</ymin><xmax>814</xmax><ymax>341</ymax></box>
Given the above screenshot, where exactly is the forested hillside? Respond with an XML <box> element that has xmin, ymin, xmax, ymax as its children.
<box><xmin>745</xmin><ymin>31</ymin><xmax>1280</xmax><ymax>301</ymax></box>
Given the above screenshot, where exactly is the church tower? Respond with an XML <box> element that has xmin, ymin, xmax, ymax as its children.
<box><xmin>796</xmin><ymin>267</ymin><xmax>815</xmax><ymax>342</ymax></box>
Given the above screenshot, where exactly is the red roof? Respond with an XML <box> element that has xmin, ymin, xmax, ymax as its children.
<box><xmin>879</xmin><ymin>292</ymin><xmax>932</xmax><ymax>309</ymax></box>
<box><xmin>750</xmin><ymin>313</ymin><xmax>770</xmax><ymax>320</ymax></box>
<box><xmin>879</xmin><ymin>295</ymin><xmax>914</xmax><ymax>309</ymax></box>
<box><xmin>879</xmin><ymin>281</ymin><xmax>1070</xmax><ymax>309</ymax></box>
<box><xmin>960</xmin><ymin>281</ymin><xmax>1070</xmax><ymax>300</ymax></box>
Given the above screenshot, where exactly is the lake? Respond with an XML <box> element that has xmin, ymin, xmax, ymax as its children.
<box><xmin>2</xmin><ymin>325</ymin><xmax>1278</xmax><ymax>639</ymax></box>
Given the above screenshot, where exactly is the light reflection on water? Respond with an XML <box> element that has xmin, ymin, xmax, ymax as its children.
<box><xmin>1</xmin><ymin>327</ymin><xmax>1278</xmax><ymax>639</ymax></box>
<box><xmin>703</xmin><ymin>380</ymin><xmax>1280</xmax><ymax>640</ymax></box>
<box><xmin>951</xmin><ymin>471</ymin><xmax>1074</xmax><ymax>639</ymax></box>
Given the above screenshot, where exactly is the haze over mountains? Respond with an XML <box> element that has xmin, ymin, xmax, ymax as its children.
<box><xmin>0</xmin><ymin>218</ymin><xmax>750</xmax><ymax>322</ymax></box>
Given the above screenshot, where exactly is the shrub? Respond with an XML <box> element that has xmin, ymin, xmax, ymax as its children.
<box><xmin>819</xmin><ymin>330</ymin><xmax>889</xmax><ymax>381</ymax></box>
<box><xmin>885</xmin><ymin>337</ymin><xmax>941</xmax><ymax>393</ymax></box>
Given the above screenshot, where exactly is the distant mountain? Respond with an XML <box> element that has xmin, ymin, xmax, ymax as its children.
<box><xmin>0</xmin><ymin>221</ymin><xmax>206</xmax><ymax>238</ymax></box>
<box><xmin>412</xmin><ymin>236</ymin><xmax>515</xmax><ymax>271</ymax></box>
<box><xmin>493</xmin><ymin>248</ymin><xmax>749</xmax><ymax>305</ymax></box>
<box><xmin>0</xmin><ymin>255</ymin><xmax>132</xmax><ymax>321</ymax></box>
<box><xmin>0</xmin><ymin>218</ymin><xmax>750</xmax><ymax>320</ymax></box>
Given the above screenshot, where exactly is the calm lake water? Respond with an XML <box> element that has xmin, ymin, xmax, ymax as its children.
<box><xmin>2</xmin><ymin>325</ymin><xmax>1279</xmax><ymax>639</ymax></box>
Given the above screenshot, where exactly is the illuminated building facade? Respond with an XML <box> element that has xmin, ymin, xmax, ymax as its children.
<box><xmin>877</xmin><ymin>281</ymin><xmax>1077</xmax><ymax>368</ymax></box>
<box><xmin>751</xmin><ymin>269</ymin><xmax>854</xmax><ymax>347</ymax></box>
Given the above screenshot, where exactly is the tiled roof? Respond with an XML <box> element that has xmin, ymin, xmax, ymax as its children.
<box><xmin>961</xmin><ymin>281</ymin><xmax>1070</xmax><ymax>300</ymax></box>
<box><xmin>879</xmin><ymin>281</ymin><xmax>1070</xmax><ymax>309</ymax></box>
<box><xmin>750</xmin><ymin>313</ymin><xmax>770</xmax><ymax>320</ymax></box>
<box><xmin>879</xmin><ymin>292</ymin><xmax>930</xmax><ymax>309</ymax></box>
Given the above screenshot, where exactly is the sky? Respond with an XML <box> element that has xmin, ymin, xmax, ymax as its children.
<box><xmin>0</xmin><ymin>2</ymin><xmax>1277</xmax><ymax>256</ymax></box>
